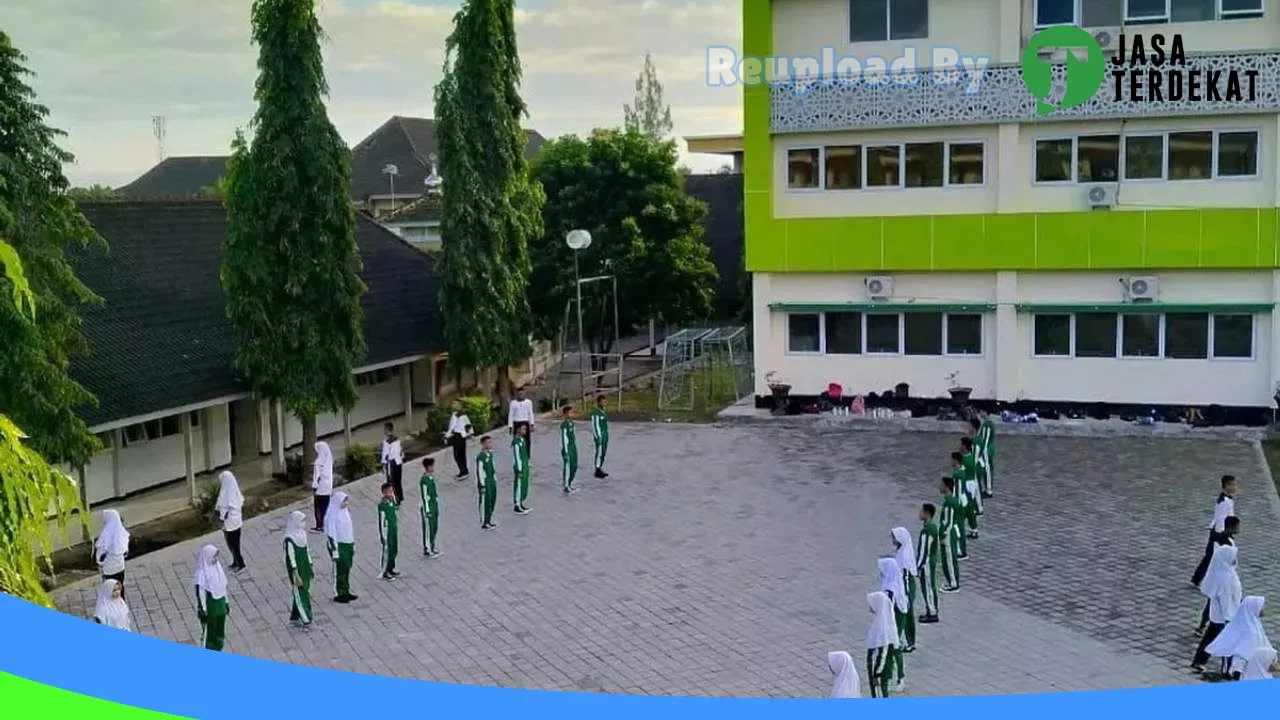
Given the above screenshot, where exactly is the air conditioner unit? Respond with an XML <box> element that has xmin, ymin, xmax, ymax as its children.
<box><xmin>1089</xmin><ymin>27</ymin><xmax>1122</xmax><ymax>52</ymax></box>
<box><xmin>865</xmin><ymin>276</ymin><xmax>894</xmax><ymax>300</ymax></box>
<box><xmin>1085</xmin><ymin>184</ymin><xmax>1118</xmax><ymax>208</ymax></box>
<box><xmin>1124</xmin><ymin>276</ymin><xmax>1159</xmax><ymax>303</ymax></box>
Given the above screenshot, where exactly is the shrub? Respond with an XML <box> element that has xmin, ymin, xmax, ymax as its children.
<box><xmin>425</xmin><ymin>404</ymin><xmax>451</xmax><ymax>438</ymax></box>
<box><xmin>459</xmin><ymin>395</ymin><xmax>493</xmax><ymax>433</ymax></box>
<box><xmin>282</xmin><ymin>452</ymin><xmax>305</xmax><ymax>486</ymax></box>
<box><xmin>194</xmin><ymin>477</ymin><xmax>221</xmax><ymax>529</ymax></box>
<box><xmin>343</xmin><ymin>444</ymin><xmax>381</xmax><ymax>482</ymax></box>
<box><xmin>536</xmin><ymin>396</ymin><xmax>554</xmax><ymax>413</ymax></box>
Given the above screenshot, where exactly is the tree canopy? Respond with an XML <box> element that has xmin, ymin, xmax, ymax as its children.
<box><xmin>623</xmin><ymin>54</ymin><xmax>674</xmax><ymax>141</ymax></box>
<box><xmin>68</xmin><ymin>184</ymin><xmax>121</xmax><ymax>202</ymax></box>
<box><xmin>528</xmin><ymin>129</ymin><xmax>718</xmax><ymax>356</ymax></box>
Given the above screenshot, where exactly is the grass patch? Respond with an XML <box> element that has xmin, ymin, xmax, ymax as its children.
<box><xmin>611</xmin><ymin>363</ymin><xmax>748</xmax><ymax>424</ymax></box>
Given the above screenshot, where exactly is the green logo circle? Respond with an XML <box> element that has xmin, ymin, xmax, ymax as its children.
<box><xmin>1021</xmin><ymin>26</ymin><xmax>1106</xmax><ymax>116</ymax></box>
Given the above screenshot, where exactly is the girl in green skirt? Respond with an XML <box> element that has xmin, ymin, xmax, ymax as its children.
<box><xmin>878</xmin><ymin>557</ymin><xmax>908</xmax><ymax>692</ymax></box>
<box><xmin>891</xmin><ymin>526</ymin><xmax>918</xmax><ymax>653</ymax></box>
<box><xmin>193</xmin><ymin>544</ymin><xmax>230</xmax><ymax>651</ymax></box>
<box><xmin>283</xmin><ymin>510</ymin><xmax>314</xmax><ymax>627</ymax></box>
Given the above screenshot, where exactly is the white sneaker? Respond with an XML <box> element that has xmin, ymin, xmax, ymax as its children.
<box><xmin>894</xmin><ymin>679</ymin><xmax>906</xmax><ymax>692</ymax></box>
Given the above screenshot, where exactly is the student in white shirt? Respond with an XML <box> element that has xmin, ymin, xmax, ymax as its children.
<box><xmin>312</xmin><ymin>440</ymin><xmax>334</xmax><ymax>531</ymax></box>
<box><xmin>92</xmin><ymin>578</ymin><xmax>131</xmax><ymax>631</ymax></box>
<box><xmin>445</xmin><ymin>400</ymin><xmax>473</xmax><ymax>479</ymax></box>
<box><xmin>216</xmin><ymin>471</ymin><xmax>246</xmax><ymax>572</ymax></box>
<box><xmin>95</xmin><ymin>509</ymin><xmax>130</xmax><ymax>598</ymax></box>
<box><xmin>507</xmin><ymin>386</ymin><xmax>535</xmax><ymax>450</ymax></box>
<box><xmin>381</xmin><ymin>422</ymin><xmax>405</xmax><ymax>506</ymax></box>
<box><xmin>1191</xmin><ymin>474</ymin><xmax>1238</xmax><ymax>586</ymax></box>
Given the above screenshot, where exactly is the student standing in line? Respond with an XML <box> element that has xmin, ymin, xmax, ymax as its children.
<box><xmin>325</xmin><ymin>491</ymin><xmax>358</xmax><ymax>604</ymax></box>
<box><xmin>865</xmin><ymin>590</ymin><xmax>898</xmax><ymax>698</ymax></box>
<box><xmin>378</xmin><ymin>482</ymin><xmax>400</xmax><ymax>580</ymax></box>
<box><xmin>959</xmin><ymin>437</ymin><xmax>982</xmax><ymax>532</ymax></box>
<box><xmin>1207</xmin><ymin>596</ymin><xmax>1273</xmax><ymax>681</ymax></box>
<box><xmin>477</xmin><ymin>435</ymin><xmax>499</xmax><ymax>530</ymax></box>
<box><xmin>827</xmin><ymin>650</ymin><xmax>862</xmax><ymax>698</ymax></box>
<box><xmin>193</xmin><ymin>544</ymin><xmax>231</xmax><ymax>651</ymax></box>
<box><xmin>979</xmin><ymin>409</ymin><xmax>997</xmax><ymax>498</ymax></box>
<box><xmin>1193</xmin><ymin>544</ymin><xmax>1243</xmax><ymax>674</ymax></box>
<box><xmin>947</xmin><ymin>453</ymin><xmax>970</xmax><ymax>558</ymax></box>
<box><xmin>1198</xmin><ymin>516</ymin><xmax>1240</xmax><ymax>635</ymax></box>
<box><xmin>312</xmin><ymin>441</ymin><xmax>334</xmax><ymax>531</ymax></box>
<box><xmin>381</xmin><ymin>423</ymin><xmax>405</xmax><ymax>506</ymax></box>
<box><xmin>1192</xmin><ymin>475</ymin><xmax>1238</xmax><ymax>586</ymax></box>
<box><xmin>915</xmin><ymin>505</ymin><xmax>941</xmax><ymax>624</ymax></box>
<box><xmin>590</xmin><ymin>395</ymin><xmax>610</xmax><ymax>479</ymax></box>
<box><xmin>512</xmin><ymin>423</ymin><xmax>531</xmax><ymax>515</ymax></box>
<box><xmin>967</xmin><ymin>419</ymin><xmax>991</xmax><ymax>509</ymax></box>
<box><xmin>216</xmin><ymin>471</ymin><xmax>247</xmax><ymax>572</ymax></box>
<box><xmin>283</xmin><ymin>510</ymin><xmax>314</xmax><ymax>628</ymax></box>
<box><xmin>420</xmin><ymin>457</ymin><xmax>441</xmax><ymax>557</ymax></box>
<box><xmin>507</xmin><ymin>386</ymin><xmax>535</xmax><ymax>451</ymax></box>
<box><xmin>891</xmin><ymin>526</ymin><xmax>918</xmax><ymax>650</ymax></box>
<box><xmin>92</xmin><ymin>578</ymin><xmax>131</xmax><ymax>631</ymax></box>
<box><xmin>939</xmin><ymin>477</ymin><xmax>963</xmax><ymax>593</ymax></box>
<box><xmin>445</xmin><ymin>402</ymin><xmax>473</xmax><ymax>480</ymax></box>
<box><xmin>95</xmin><ymin>509</ymin><xmax>129</xmax><ymax>599</ymax></box>
<box><xmin>878</xmin><ymin>557</ymin><xmax>908</xmax><ymax>691</ymax></box>
<box><xmin>559</xmin><ymin>405</ymin><xmax>579</xmax><ymax>494</ymax></box>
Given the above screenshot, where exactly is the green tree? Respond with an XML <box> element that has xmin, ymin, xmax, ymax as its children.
<box><xmin>68</xmin><ymin>184</ymin><xmax>121</xmax><ymax>201</ymax></box>
<box><xmin>623</xmin><ymin>53</ymin><xmax>674</xmax><ymax>141</ymax></box>
<box><xmin>221</xmin><ymin>0</ymin><xmax>365</xmax><ymax>475</ymax></box>
<box><xmin>529</xmin><ymin>129</ymin><xmax>718</xmax><ymax>369</ymax></box>
<box><xmin>0</xmin><ymin>31</ymin><xmax>103</xmax><ymax>467</ymax></box>
<box><xmin>434</xmin><ymin>0</ymin><xmax>543</xmax><ymax>400</ymax></box>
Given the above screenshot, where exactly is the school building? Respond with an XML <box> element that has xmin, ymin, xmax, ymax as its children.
<box><xmin>734</xmin><ymin>0</ymin><xmax>1280</xmax><ymax>414</ymax></box>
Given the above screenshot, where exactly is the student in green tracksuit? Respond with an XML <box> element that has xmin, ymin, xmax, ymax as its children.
<box><xmin>324</xmin><ymin>491</ymin><xmax>358</xmax><ymax>604</ymax></box>
<box><xmin>938</xmin><ymin>478</ymin><xmax>963</xmax><ymax>593</ymax></box>
<box><xmin>477</xmin><ymin>435</ymin><xmax>498</xmax><ymax>529</ymax></box>
<box><xmin>282</xmin><ymin>511</ymin><xmax>313</xmax><ymax>627</ymax></box>
<box><xmin>512</xmin><ymin>424</ymin><xmax>531</xmax><ymax>514</ymax></box>
<box><xmin>968</xmin><ymin>418</ymin><xmax>991</xmax><ymax>504</ymax></box>
<box><xmin>878</xmin><ymin>556</ymin><xmax>908</xmax><ymax>692</ymax></box>
<box><xmin>590</xmin><ymin>395</ymin><xmax>610</xmax><ymax>479</ymax></box>
<box><xmin>559</xmin><ymin>405</ymin><xmax>578</xmax><ymax>493</ymax></box>
<box><xmin>891</xmin><ymin>526</ymin><xmax>918</xmax><ymax>649</ymax></box>
<box><xmin>915</xmin><ymin>505</ymin><xmax>941</xmax><ymax>623</ymax></box>
<box><xmin>960</xmin><ymin>436</ymin><xmax>984</xmax><ymax>527</ymax></box>
<box><xmin>420</xmin><ymin>457</ymin><xmax>441</xmax><ymax>557</ymax></box>
<box><xmin>193</xmin><ymin>544</ymin><xmax>230</xmax><ymax>651</ymax></box>
<box><xmin>948</xmin><ymin>453</ymin><xmax>971</xmax><ymax>557</ymax></box>
<box><xmin>979</xmin><ymin>410</ymin><xmax>997</xmax><ymax>498</ymax></box>
<box><xmin>378</xmin><ymin>482</ymin><xmax>400</xmax><ymax>580</ymax></box>
<box><xmin>865</xmin><ymin>590</ymin><xmax>897</xmax><ymax>698</ymax></box>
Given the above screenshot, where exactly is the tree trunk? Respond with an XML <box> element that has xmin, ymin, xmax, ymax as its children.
<box><xmin>301</xmin><ymin>414</ymin><xmax>317</xmax><ymax>486</ymax></box>
<box><xmin>496</xmin><ymin>365</ymin><xmax>513</xmax><ymax>407</ymax></box>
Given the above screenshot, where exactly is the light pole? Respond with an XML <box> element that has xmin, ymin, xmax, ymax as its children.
<box><xmin>381</xmin><ymin>163</ymin><xmax>399</xmax><ymax>215</ymax></box>
<box><xmin>424</xmin><ymin>153</ymin><xmax>442</xmax><ymax>194</ymax></box>
<box><xmin>566</xmin><ymin>229</ymin><xmax>592</xmax><ymax>403</ymax></box>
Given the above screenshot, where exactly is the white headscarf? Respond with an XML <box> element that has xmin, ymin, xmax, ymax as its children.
<box><xmin>1201</xmin><ymin>544</ymin><xmax>1243</xmax><ymax>623</ymax></box>
<box><xmin>313</xmin><ymin>442</ymin><xmax>333</xmax><ymax>494</ymax></box>
<box><xmin>93</xmin><ymin>579</ymin><xmax>130</xmax><ymax>631</ymax></box>
<box><xmin>95</xmin><ymin>509</ymin><xmax>129</xmax><ymax>557</ymax></box>
<box><xmin>1208</xmin><ymin>596</ymin><xmax>1271</xmax><ymax>665</ymax></box>
<box><xmin>1242</xmin><ymin>646</ymin><xmax>1277</xmax><ymax>681</ymax></box>
<box><xmin>891</xmin><ymin>527</ymin><xmax>916</xmax><ymax>577</ymax></box>
<box><xmin>192</xmin><ymin>544</ymin><xmax>228</xmax><ymax>599</ymax></box>
<box><xmin>878</xmin><ymin>557</ymin><xmax>908</xmax><ymax>613</ymax></box>
<box><xmin>216</xmin><ymin>471</ymin><xmax>243</xmax><ymax>513</ymax></box>
<box><xmin>827</xmin><ymin>650</ymin><xmax>861</xmax><ymax>698</ymax></box>
<box><xmin>284</xmin><ymin>510</ymin><xmax>308</xmax><ymax>546</ymax></box>
<box><xmin>324</xmin><ymin>491</ymin><xmax>355</xmax><ymax>544</ymax></box>
<box><xmin>865</xmin><ymin>591</ymin><xmax>897</xmax><ymax>649</ymax></box>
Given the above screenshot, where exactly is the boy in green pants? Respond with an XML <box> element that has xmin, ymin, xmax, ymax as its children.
<box><xmin>948</xmin><ymin>453</ymin><xmax>971</xmax><ymax>557</ymax></box>
<box><xmin>591</xmin><ymin>395</ymin><xmax>610</xmax><ymax>479</ymax></box>
<box><xmin>512</xmin><ymin>423</ymin><xmax>531</xmax><ymax>514</ymax></box>
<box><xmin>559</xmin><ymin>405</ymin><xmax>578</xmax><ymax>494</ymax></box>
<box><xmin>378</xmin><ymin>482</ymin><xmax>399</xmax><ymax>580</ymax></box>
<box><xmin>477</xmin><ymin>435</ymin><xmax>498</xmax><ymax>529</ymax></box>
<box><xmin>960</xmin><ymin>436</ymin><xmax>983</xmax><ymax>528</ymax></box>
<box><xmin>420</xmin><ymin>458</ymin><xmax>441</xmax><ymax>557</ymax></box>
<box><xmin>938</xmin><ymin>478</ymin><xmax>963</xmax><ymax>594</ymax></box>
<box><xmin>915</xmin><ymin>504</ymin><xmax>940</xmax><ymax>624</ymax></box>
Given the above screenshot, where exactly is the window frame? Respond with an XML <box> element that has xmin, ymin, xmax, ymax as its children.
<box><xmin>1121</xmin><ymin>133</ymin><xmax>1169</xmax><ymax>182</ymax></box>
<box><xmin>784</xmin><ymin>312</ymin><xmax>824</xmax><ymax>355</ymax></box>
<box><xmin>1209</xmin><ymin>313</ymin><xmax>1256</xmax><ymax>360</ymax></box>
<box><xmin>1032</xmin><ymin>136</ymin><xmax>1078</xmax><ymax>185</ymax></box>
<box><xmin>784</xmin><ymin>146</ymin><xmax>824</xmax><ymax>192</ymax></box>
<box><xmin>864</xmin><ymin>143</ymin><xmax>906</xmax><ymax>189</ymax></box>
<box><xmin>943</xmin><ymin>313</ymin><xmax>984</xmax><ymax>356</ymax></box>
<box><xmin>1036</xmin><ymin>128</ymin><xmax>1263</xmax><ymax>185</ymax></box>
<box><xmin>943</xmin><ymin>140</ymin><xmax>987</xmax><ymax>187</ymax></box>
<box><xmin>1212</xmin><ymin>129</ymin><xmax>1261</xmax><ymax>180</ymax></box>
<box><xmin>1034</xmin><ymin>0</ymin><xmax>1080</xmax><ymax>27</ymax></box>
<box><xmin>848</xmin><ymin>0</ymin><xmax>930</xmax><ymax>43</ymax></box>
<box><xmin>1031</xmin><ymin>313</ymin><xmax>1075</xmax><ymax>358</ymax></box>
<box><xmin>1218</xmin><ymin>0</ymin><xmax>1265</xmax><ymax>18</ymax></box>
<box><xmin>824</xmin><ymin>311</ymin><xmax>866</xmax><ymax>355</ymax></box>
<box><xmin>1075</xmin><ymin>133</ymin><xmax>1123</xmax><ymax>184</ymax></box>
<box><xmin>823</xmin><ymin>144</ymin><xmax>865</xmax><ymax>192</ymax></box>
<box><xmin>1072</xmin><ymin>311</ymin><xmax>1120</xmax><ymax>358</ymax></box>
<box><xmin>1162</xmin><ymin>312</ymin><xmax>1211</xmax><ymax>360</ymax></box>
<box><xmin>1125</xmin><ymin>0</ymin><xmax>1172</xmax><ymax>23</ymax></box>
<box><xmin>863</xmin><ymin>312</ymin><xmax>905</xmax><ymax>355</ymax></box>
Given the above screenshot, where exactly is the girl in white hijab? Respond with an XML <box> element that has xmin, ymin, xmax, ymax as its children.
<box><xmin>1207</xmin><ymin>595</ymin><xmax>1274</xmax><ymax>680</ymax></box>
<box><xmin>1192</xmin><ymin>544</ymin><xmax>1242</xmax><ymax>673</ymax></box>
<box><xmin>324</xmin><ymin>491</ymin><xmax>358</xmax><ymax>604</ymax></box>
<box><xmin>827</xmin><ymin>650</ymin><xmax>862</xmax><ymax>698</ymax></box>
<box><xmin>878</xmin><ymin>557</ymin><xmax>908</xmax><ymax>691</ymax></box>
<box><xmin>891</xmin><ymin>526</ymin><xmax>918</xmax><ymax>653</ymax></box>
<box><xmin>95</xmin><ymin>509</ymin><xmax>130</xmax><ymax>597</ymax></box>
<box><xmin>284</xmin><ymin>510</ymin><xmax>315</xmax><ymax>627</ymax></box>
<box><xmin>193</xmin><ymin>544</ymin><xmax>231</xmax><ymax>651</ymax></box>
<box><xmin>92</xmin><ymin>578</ymin><xmax>131</xmax><ymax>631</ymax></box>
<box><xmin>215</xmin><ymin>471</ymin><xmax>247</xmax><ymax>572</ymax></box>
<box><xmin>865</xmin><ymin>590</ymin><xmax>898</xmax><ymax>698</ymax></box>
<box><xmin>312</xmin><ymin>441</ymin><xmax>334</xmax><ymax>531</ymax></box>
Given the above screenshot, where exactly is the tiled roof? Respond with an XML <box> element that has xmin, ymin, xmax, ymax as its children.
<box><xmin>683</xmin><ymin>173</ymin><xmax>745</xmax><ymax>317</ymax></box>
<box><xmin>115</xmin><ymin>156</ymin><xmax>230</xmax><ymax>199</ymax></box>
<box><xmin>72</xmin><ymin>200</ymin><xmax>444</xmax><ymax>428</ymax></box>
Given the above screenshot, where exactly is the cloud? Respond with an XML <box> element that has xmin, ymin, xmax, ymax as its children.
<box><xmin>4</xmin><ymin>0</ymin><xmax>743</xmax><ymax>186</ymax></box>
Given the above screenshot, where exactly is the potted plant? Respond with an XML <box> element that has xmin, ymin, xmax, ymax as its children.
<box><xmin>766</xmin><ymin>371</ymin><xmax>791</xmax><ymax>415</ymax></box>
<box><xmin>945</xmin><ymin>371</ymin><xmax>972</xmax><ymax>405</ymax></box>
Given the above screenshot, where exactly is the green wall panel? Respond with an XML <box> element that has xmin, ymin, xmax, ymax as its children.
<box><xmin>1088</xmin><ymin>213</ymin><xmax>1146</xmax><ymax>267</ymax></box>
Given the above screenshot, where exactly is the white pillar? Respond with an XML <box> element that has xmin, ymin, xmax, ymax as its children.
<box><xmin>752</xmin><ymin>272</ymin><xmax>773</xmax><ymax>395</ymax></box>
<box><xmin>995</xmin><ymin>124</ymin><xmax>1021</xmax><ymax>213</ymax></box>
<box><xmin>401</xmin><ymin>365</ymin><xmax>413</xmax><ymax>433</ymax></box>
<box><xmin>200</xmin><ymin>410</ymin><xmax>212</xmax><ymax>472</ymax></box>
<box><xmin>110</xmin><ymin>429</ymin><xmax>123</xmax><ymax>499</ymax></box>
<box><xmin>271</xmin><ymin>400</ymin><xmax>286</xmax><ymax>472</ymax></box>
<box><xmin>998</xmin><ymin>0</ymin><xmax>1023</xmax><ymax>65</ymax></box>
<box><xmin>994</xmin><ymin>271</ymin><xmax>1020</xmax><ymax>402</ymax></box>
<box><xmin>1268</xmin><ymin>271</ymin><xmax>1280</xmax><ymax>405</ymax></box>
<box><xmin>182</xmin><ymin>412</ymin><xmax>196</xmax><ymax>505</ymax></box>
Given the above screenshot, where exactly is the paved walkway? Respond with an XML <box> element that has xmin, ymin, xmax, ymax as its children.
<box><xmin>57</xmin><ymin>424</ymin><xmax>1280</xmax><ymax>697</ymax></box>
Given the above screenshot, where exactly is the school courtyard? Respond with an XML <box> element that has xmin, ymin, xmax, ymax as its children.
<box><xmin>57</xmin><ymin>423</ymin><xmax>1280</xmax><ymax>697</ymax></box>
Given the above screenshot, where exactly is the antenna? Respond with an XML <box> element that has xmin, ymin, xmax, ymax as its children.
<box><xmin>152</xmin><ymin>116</ymin><xmax>167</xmax><ymax>162</ymax></box>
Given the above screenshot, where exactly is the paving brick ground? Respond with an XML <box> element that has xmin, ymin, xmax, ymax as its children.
<box><xmin>57</xmin><ymin>424</ymin><xmax>1280</xmax><ymax>697</ymax></box>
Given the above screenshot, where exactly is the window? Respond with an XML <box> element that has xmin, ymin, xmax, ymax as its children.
<box><xmin>1038</xmin><ymin>0</ymin><xmax>1126</xmax><ymax>25</ymax></box>
<box><xmin>904</xmin><ymin>313</ymin><xmax>943</xmax><ymax>355</ymax></box>
<box><xmin>825</xmin><ymin>146</ymin><xmax>862</xmax><ymax>190</ymax></box>
<box><xmin>1074</xmin><ymin>312</ymin><xmax>1118</xmax><ymax>357</ymax></box>
<box><xmin>1034</xmin><ymin>314</ymin><xmax>1071</xmax><ymax>356</ymax></box>
<box><xmin>160</xmin><ymin>416</ymin><xmax>181</xmax><ymax>437</ymax></box>
<box><xmin>190</xmin><ymin>411</ymin><xmax>201</xmax><ymax>428</ymax></box>
<box><xmin>1082</xmin><ymin>0</ymin><xmax>1125</xmax><ymax>24</ymax></box>
<box><xmin>124</xmin><ymin>424</ymin><xmax>146</xmax><ymax>445</ymax></box>
<box><xmin>1035</xmin><ymin>0</ymin><xmax>1076</xmax><ymax>25</ymax></box>
<box><xmin>143</xmin><ymin>419</ymin><xmax>163</xmax><ymax>441</ymax></box>
<box><xmin>947</xmin><ymin>143</ymin><xmax>984</xmax><ymax>185</ymax></box>
<box><xmin>1212</xmin><ymin>315</ymin><xmax>1253</xmax><ymax>358</ymax></box>
<box><xmin>1168</xmin><ymin>131</ymin><xmax>1213</xmax><ymax>180</ymax></box>
<box><xmin>1216</xmin><ymin>131</ymin><xmax>1258</xmax><ymax>178</ymax></box>
<box><xmin>1121</xmin><ymin>314</ymin><xmax>1161</xmax><ymax>357</ymax></box>
<box><xmin>787</xmin><ymin>149</ymin><xmax>820</xmax><ymax>189</ymax></box>
<box><xmin>826</xmin><ymin>312</ymin><xmax>863</xmax><ymax>354</ymax></box>
<box><xmin>905</xmin><ymin>143</ymin><xmax>944</xmax><ymax>188</ymax></box>
<box><xmin>945</xmin><ymin>314</ymin><xmax>983</xmax><ymax>355</ymax></box>
<box><xmin>865</xmin><ymin>145</ymin><xmax>902</xmax><ymax>187</ymax></box>
<box><xmin>849</xmin><ymin>0</ymin><xmax>929</xmax><ymax>43</ymax></box>
<box><xmin>1220</xmin><ymin>0</ymin><xmax>1264</xmax><ymax>17</ymax></box>
<box><xmin>1165</xmin><ymin>313</ymin><xmax>1209</xmax><ymax>359</ymax></box>
<box><xmin>1077</xmin><ymin>135</ymin><xmax>1120</xmax><ymax>182</ymax></box>
<box><xmin>787</xmin><ymin>314</ymin><xmax>821</xmax><ymax>353</ymax></box>
<box><xmin>865</xmin><ymin>314</ymin><xmax>901</xmax><ymax>353</ymax></box>
<box><xmin>1126</xmin><ymin>0</ymin><xmax>1171</xmax><ymax>22</ymax></box>
<box><xmin>1035</xmin><ymin>139</ymin><xmax>1074</xmax><ymax>182</ymax></box>
<box><xmin>1172</xmin><ymin>0</ymin><xmax>1216</xmax><ymax>21</ymax></box>
<box><xmin>1124</xmin><ymin>135</ymin><xmax>1165</xmax><ymax>180</ymax></box>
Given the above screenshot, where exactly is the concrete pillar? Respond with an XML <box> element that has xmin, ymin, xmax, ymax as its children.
<box><xmin>110</xmin><ymin>429</ymin><xmax>123</xmax><ymax>499</ymax></box>
<box><xmin>994</xmin><ymin>271</ymin><xmax>1020</xmax><ymax>403</ymax></box>
<box><xmin>1269</xmin><ymin>271</ymin><xmax>1280</xmax><ymax>405</ymax></box>
<box><xmin>995</xmin><ymin>124</ymin><xmax>1021</xmax><ymax>213</ymax></box>
<box><xmin>401</xmin><ymin>365</ymin><xmax>413</xmax><ymax>432</ymax></box>
<box><xmin>998</xmin><ymin>0</ymin><xmax>1023</xmax><ymax>65</ymax></box>
<box><xmin>752</xmin><ymin>273</ymin><xmax>773</xmax><ymax>395</ymax></box>
<box><xmin>77</xmin><ymin>465</ymin><xmax>91</xmax><ymax>547</ymax></box>
<box><xmin>343</xmin><ymin>410</ymin><xmax>353</xmax><ymax>447</ymax></box>
<box><xmin>182</xmin><ymin>412</ymin><xmax>196</xmax><ymax>505</ymax></box>
<box><xmin>271</xmin><ymin>400</ymin><xmax>285</xmax><ymax>473</ymax></box>
<box><xmin>200</xmin><ymin>410</ymin><xmax>212</xmax><ymax>472</ymax></box>
<box><xmin>649</xmin><ymin>318</ymin><xmax>657</xmax><ymax>356</ymax></box>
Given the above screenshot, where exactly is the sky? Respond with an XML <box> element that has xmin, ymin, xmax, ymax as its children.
<box><xmin>5</xmin><ymin>0</ymin><xmax>743</xmax><ymax>188</ymax></box>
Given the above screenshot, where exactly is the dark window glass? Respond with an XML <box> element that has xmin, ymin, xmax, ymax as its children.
<box><xmin>826</xmin><ymin>312</ymin><xmax>863</xmax><ymax>354</ymax></box>
<box><xmin>905</xmin><ymin>143</ymin><xmax>944</xmax><ymax>188</ymax></box>
<box><xmin>888</xmin><ymin>0</ymin><xmax>929</xmax><ymax>41</ymax></box>
<box><xmin>1074</xmin><ymin>313</ymin><xmax>1118</xmax><ymax>358</ymax></box>
<box><xmin>946</xmin><ymin>314</ymin><xmax>982</xmax><ymax>354</ymax></box>
<box><xmin>904</xmin><ymin>313</ymin><xmax>943</xmax><ymax>355</ymax></box>
<box><xmin>1165</xmin><ymin>313</ymin><xmax>1209</xmax><ymax>359</ymax></box>
<box><xmin>1035</xmin><ymin>139</ymin><xmax>1074</xmax><ymax>182</ymax></box>
<box><xmin>1220</xmin><ymin>0</ymin><xmax>1264</xmax><ymax>15</ymax></box>
<box><xmin>825</xmin><ymin>146</ymin><xmax>862</xmax><ymax>190</ymax></box>
<box><xmin>866</xmin><ymin>146</ymin><xmax>902</xmax><ymax>187</ymax></box>
<box><xmin>948</xmin><ymin>143</ymin><xmax>984</xmax><ymax>185</ymax></box>
<box><xmin>1124</xmin><ymin>135</ymin><xmax>1164</xmax><ymax>180</ymax></box>
<box><xmin>1035</xmin><ymin>0</ymin><xmax>1076</xmax><ymax>24</ymax></box>
<box><xmin>160</xmin><ymin>416</ymin><xmax>181</xmax><ymax>437</ymax></box>
<box><xmin>1121</xmin><ymin>314</ymin><xmax>1161</xmax><ymax>357</ymax></box>
<box><xmin>787</xmin><ymin>314</ymin><xmax>820</xmax><ymax>352</ymax></box>
<box><xmin>1082</xmin><ymin>0</ymin><xmax>1124</xmax><ymax>24</ymax></box>
<box><xmin>850</xmin><ymin>0</ymin><xmax>889</xmax><ymax>42</ymax></box>
<box><xmin>865</xmin><ymin>314</ymin><xmax>901</xmax><ymax>353</ymax></box>
<box><xmin>1170</xmin><ymin>0</ymin><xmax>1215</xmax><ymax>21</ymax></box>
<box><xmin>1212</xmin><ymin>315</ymin><xmax>1253</xmax><ymax>358</ymax></box>
<box><xmin>1034</xmin><ymin>315</ymin><xmax>1071</xmax><ymax>356</ymax></box>
<box><xmin>1216</xmin><ymin>132</ymin><xmax>1258</xmax><ymax>178</ymax></box>
<box><xmin>1126</xmin><ymin>0</ymin><xmax>1168</xmax><ymax>20</ymax></box>
<box><xmin>1077</xmin><ymin>134</ymin><xmax>1120</xmax><ymax>182</ymax></box>
<box><xmin>1169</xmin><ymin>131</ymin><xmax>1213</xmax><ymax>181</ymax></box>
